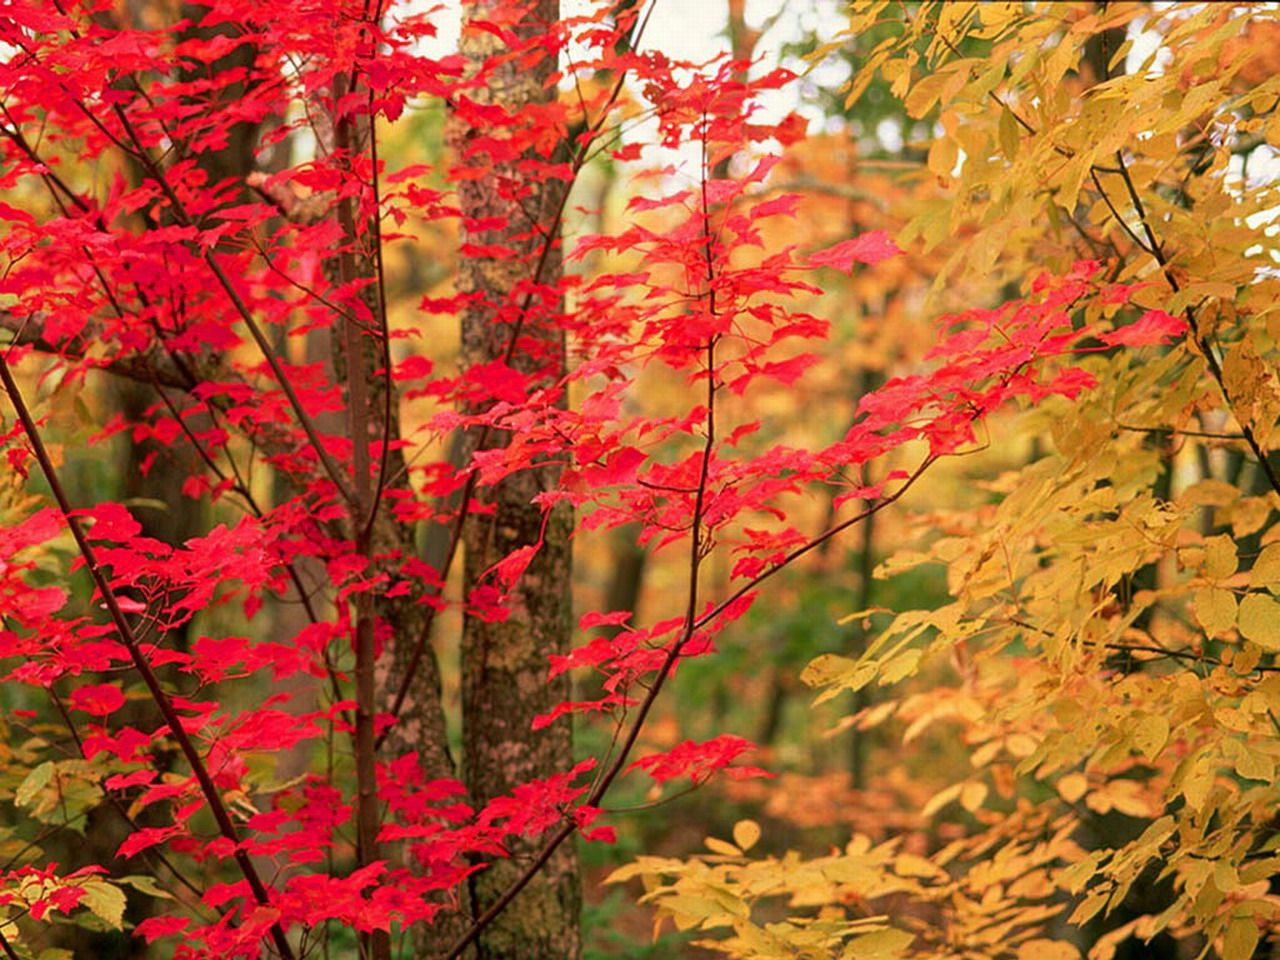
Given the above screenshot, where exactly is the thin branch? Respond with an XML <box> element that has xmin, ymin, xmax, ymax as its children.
<box><xmin>0</xmin><ymin>359</ymin><xmax>296</xmax><ymax>960</ymax></box>
<box><xmin>1115</xmin><ymin>421</ymin><xmax>1246</xmax><ymax>441</ymax></box>
<box><xmin>332</xmin><ymin>61</ymin><xmax>389</xmax><ymax>960</ymax></box>
<box><xmin>1108</xmin><ymin>148</ymin><xmax>1280</xmax><ymax>498</ymax></box>
<box><xmin>0</xmin><ymin>313</ymin><xmax>198</xmax><ymax>388</ymax></box>
<box><xmin>1089</xmin><ymin>168</ymin><xmax>1155</xmax><ymax>255</ymax></box>
<box><xmin>359</xmin><ymin>86</ymin><xmax>396</xmax><ymax>541</ymax></box>
<box><xmin>0</xmin><ymin>925</ymin><xmax>19</xmax><ymax>960</ymax></box>
<box><xmin>46</xmin><ymin>687</ymin><xmax>211</xmax><ymax>908</ymax></box>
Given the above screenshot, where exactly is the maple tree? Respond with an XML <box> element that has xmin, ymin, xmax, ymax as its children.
<box><xmin>2</xmin><ymin>1</ymin><xmax>1278</xmax><ymax>959</ymax></box>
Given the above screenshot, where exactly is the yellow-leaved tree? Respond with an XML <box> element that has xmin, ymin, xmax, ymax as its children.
<box><xmin>612</xmin><ymin>3</ymin><xmax>1280</xmax><ymax>958</ymax></box>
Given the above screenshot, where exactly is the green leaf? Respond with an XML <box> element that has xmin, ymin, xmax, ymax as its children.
<box><xmin>15</xmin><ymin>761</ymin><xmax>54</xmax><ymax>810</ymax></box>
<box><xmin>80</xmin><ymin>879</ymin><xmax>126</xmax><ymax>931</ymax></box>
<box><xmin>117</xmin><ymin>874</ymin><xmax>174</xmax><ymax>901</ymax></box>
<box><xmin>999</xmin><ymin>105</ymin><xmax>1020</xmax><ymax>159</ymax></box>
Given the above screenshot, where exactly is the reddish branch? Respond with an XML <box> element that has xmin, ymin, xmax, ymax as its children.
<box><xmin>331</xmin><ymin>58</ymin><xmax>391</xmax><ymax>960</ymax></box>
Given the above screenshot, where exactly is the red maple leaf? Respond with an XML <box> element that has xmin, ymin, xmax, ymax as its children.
<box><xmin>1099</xmin><ymin>309</ymin><xmax>1188</xmax><ymax>347</ymax></box>
<box><xmin>807</xmin><ymin>230</ymin><xmax>902</xmax><ymax>271</ymax></box>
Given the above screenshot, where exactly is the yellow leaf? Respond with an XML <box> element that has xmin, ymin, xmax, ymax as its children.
<box><xmin>1057</xmin><ymin>772</ymin><xmax>1087</xmax><ymax>804</ymax></box>
<box><xmin>80</xmin><ymin>879</ymin><xmax>127</xmax><ymax>931</ymax></box>
<box><xmin>1181</xmin><ymin>755</ymin><xmax>1215</xmax><ymax>810</ymax></box>
<box><xmin>1234</xmin><ymin>642</ymin><xmax>1261</xmax><ymax>675</ymax></box>
<box><xmin>1180</xmin><ymin>480</ymin><xmax>1241</xmax><ymax>507</ymax></box>
<box><xmin>904</xmin><ymin>70</ymin><xmax>948</xmax><ymax>118</ymax></box>
<box><xmin>1069</xmin><ymin>888</ymin><xmax>1109</xmax><ymax>926</ymax></box>
<box><xmin>1226</xmin><ymin>739</ymin><xmax>1275</xmax><ymax>782</ymax></box>
<box><xmin>1214</xmin><ymin>860</ymin><xmax>1239</xmax><ymax>893</ymax></box>
<box><xmin>658</xmin><ymin>894</ymin><xmax>724</xmax><ymax>931</ymax></box>
<box><xmin>803</xmin><ymin>654</ymin><xmax>878</xmax><ymax>702</ymax></box>
<box><xmin>732</xmin><ymin>820</ymin><xmax>760</xmax><ymax>853</ymax></box>
<box><xmin>922</xmin><ymin>783</ymin><xmax>961</xmax><ymax>818</ymax></box>
<box><xmin>1249</xmin><ymin>543</ymin><xmax>1280</xmax><ymax>589</ymax></box>
<box><xmin>1018</xmin><ymin>939</ymin><xmax>1081</xmax><ymax>960</ymax></box>
<box><xmin>1204</xmin><ymin>535</ymin><xmax>1238</xmax><ymax>579</ymax></box>
<box><xmin>928</xmin><ymin>136</ymin><xmax>958</xmax><ymax>178</ymax></box>
<box><xmin>1238</xmin><ymin>594</ymin><xmax>1280</xmax><ymax>650</ymax></box>
<box><xmin>894</xmin><ymin>853</ymin><xmax>945</xmax><ymax>879</ymax></box>
<box><xmin>1222</xmin><ymin>337</ymin><xmax>1267</xmax><ymax>431</ymax></box>
<box><xmin>846</xmin><ymin>928</ymin><xmax>914</xmax><ymax>958</ymax></box>
<box><xmin>1230</xmin><ymin>496</ymin><xmax>1273</xmax><ymax>538</ymax></box>
<box><xmin>838</xmin><ymin>606</ymin><xmax>891</xmax><ymax>625</ymax></box>
<box><xmin>1194</xmin><ymin>587</ymin><xmax>1237</xmax><ymax>638</ymax></box>
<box><xmin>704</xmin><ymin>836</ymin><xmax>740</xmax><ymax>857</ymax></box>
<box><xmin>1060</xmin><ymin>854</ymin><xmax>1101</xmax><ymax>894</ymax></box>
<box><xmin>974</xmin><ymin>1</ymin><xmax>1021</xmax><ymax>39</ymax></box>
<box><xmin>1006</xmin><ymin>733</ymin><xmax>1038</xmax><ymax>757</ymax></box>
<box><xmin>1132</xmin><ymin>715</ymin><xmax>1169</xmax><ymax>761</ymax></box>
<box><xmin>878</xmin><ymin>649</ymin><xmax>921</xmax><ymax>685</ymax></box>
<box><xmin>801</xmin><ymin>653</ymin><xmax>855</xmax><ymax>687</ymax></box>
<box><xmin>960</xmin><ymin>781</ymin><xmax>988</xmax><ymax>812</ymax></box>
<box><xmin>936</xmin><ymin>3</ymin><xmax>977</xmax><ymax>40</ymax></box>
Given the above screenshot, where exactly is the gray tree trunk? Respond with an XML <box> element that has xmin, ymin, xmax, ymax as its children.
<box><xmin>451</xmin><ymin>1</ymin><xmax>580</xmax><ymax>957</ymax></box>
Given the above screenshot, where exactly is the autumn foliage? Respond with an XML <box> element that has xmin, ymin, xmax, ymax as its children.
<box><xmin>1</xmin><ymin>1</ymin><xmax>1280</xmax><ymax>959</ymax></box>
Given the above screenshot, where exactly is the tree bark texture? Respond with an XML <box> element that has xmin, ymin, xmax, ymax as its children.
<box><xmin>451</xmin><ymin>1</ymin><xmax>580</xmax><ymax>957</ymax></box>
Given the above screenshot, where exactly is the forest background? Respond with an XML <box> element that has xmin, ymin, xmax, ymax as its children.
<box><xmin>1</xmin><ymin>1</ymin><xmax>1280</xmax><ymax>959</ymax></box>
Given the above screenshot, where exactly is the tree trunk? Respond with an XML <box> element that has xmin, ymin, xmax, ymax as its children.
<box><xmin>451</xmin><ymin>1</ymin><xmax>580</xmax><ymax>957</ymax></box>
